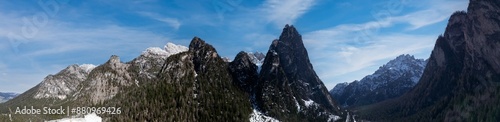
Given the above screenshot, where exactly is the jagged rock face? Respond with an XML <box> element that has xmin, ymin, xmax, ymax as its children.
<box><xmin>330</xmin><ymin>54</ymin><xmax>427</xmax><ymax>107</ymax></box>
<box><xmin>34</xmin><ymin>64</ymin><xmax>95</xmax><ymax>100</ymax></box>
<box><xmin>359</xmin><ymin>0</ymin><xmax>500</xmax><ymax>121</ymax></box>
<box><xmin>256</xmin><ymin>25</ymin><xmax>343</xmax><ymax>121</ymax></box>
<box><xmin>229</xmin><ymin>51</ymin><xmax>259</xmax><ymax>93</ymax></box>
<box><xmin>78</xmin><ymin>55</ymin><xmax>133</xmax><ymax>104</ymax></box>
<box><xmin>189</xmin><ymin>37</ymin><xmax>221</xmax><ymax>74</ymax></box>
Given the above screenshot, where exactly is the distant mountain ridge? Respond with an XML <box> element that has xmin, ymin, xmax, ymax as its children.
<box><xmin>0</xmin><ymin>92</ymin><xmax>18</xmax><ymax>103</ymax></box>
<box><xmin>330</xmin><ymin>54</ymin><xmax>427</xmax><ymax>108</ymax></box>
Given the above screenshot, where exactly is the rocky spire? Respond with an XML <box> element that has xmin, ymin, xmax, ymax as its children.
<box><xmin>256</xmin><ymin>24</ymin><xmax>344</xmax><ymax>121</ymax></box>
<box><xmin>188</xmin><ymin>37</ymin><xmax>221</xmax><ymax>74</ymax></box>
<box><xmin>279</xmin><ymin>24</ymin><xmax>301</xmax><ymax>39</ymax></box>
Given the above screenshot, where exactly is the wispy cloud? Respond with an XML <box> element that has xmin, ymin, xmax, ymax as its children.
<box><xmin>221</xmin><ymin>0</ymin><xmax>317</xmax><ymax>52</ymax></box>
<box><xmin>138</xmin><ymin>12</ymin><xmax>182</xmax><ymax>30</ymax></box>
<box><xmin>0</xmin><ymin>11</ymin><xmax>185</xmax><ymax>93</ymax></box>
<box><xmin>393</xmin><ymin>0</ymin><xmax>469</xmax><ymax>30</ymax></box>
<box><xmin>260</xmin><ymin>0</ymin><xmax>316</xmax><ymax>27</ymax></box>
<box><xmin>7</xmin><ymin>24</ymin><xmax>177</xmax><ymax>57</ymax></box>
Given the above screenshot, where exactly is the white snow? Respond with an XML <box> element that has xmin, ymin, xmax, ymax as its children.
<box><xmin>250</xmin><ymin>109</ymin><xmax>280</xmax><ymax>122</ymax></box>
<box><xmin>256</xmin><ymin>63</ymin><xmax>263</xmax><ymax>74</ymax></box>
<box><xmin>328</xmin><ymin>114</ymin><xmax>341</xmax><ymax>122</ymax></box>
<box><xmin>57</xmin><ymin>95</ymin><xmax>67</xmax><ymax>100</ymax></box>
<box><xmin>303</xmin><ymin>99</ymin><xmax>316</xmax><ymax>107</ymax></box>
<box><xmin>345</xmin><ymin>112</ymin><xmax>350</xmax><ymax>122</ymax></box>
<box><xmin>245</xmin><ymin>52</ymin><xmax>265</xmax><ymax>74</ymax></box>
<box><xmin>272</xmin><ymin>62</ymin><xmax>279</xmax><ymax>67</ymax></box>
<box><xmin>143</xmin><ymin>47</ymin><xmax>169</xmax><ymax>57</ymax></box>
<box><xmin>164</xmin><ymin>42</ymin><xmax>188</xmax><ymax>54</ymax></box>
<box><xmin>141</xmin><ymin>42</ymin><xmax>188</xmax><ymax>58</ymax></box>
<box><xmin>79</xmin><ymin>64</ymin><xmax>97</xmax><ymax>73</ymax></box>
<box><xmin>46</xmin><ymin>113</ymin><xmax>102</xmax><ymax>122</ymax></box>
<box><xmin>294</xmin><ymin>97</ymin><xmax>301</xmax><ymax>111</ymax></box>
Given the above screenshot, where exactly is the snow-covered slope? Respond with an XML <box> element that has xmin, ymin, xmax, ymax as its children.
<box><xmin>330</xmin><ymin>54</ymin><xmax>427</xmax><ymax>107</ymax></box>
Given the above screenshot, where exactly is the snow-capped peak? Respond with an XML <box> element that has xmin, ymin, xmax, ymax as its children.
<box><xmin>141</xmin><ymin>42</ymin><xmax>188</xmax><ymax>58</ymax></box>
<box><xmin>164</xmin><ymin>42</ymin><xmax>188</xmax><ymax>54</ymax></box>
<box><xmin>79</xmin><ymin>64</ymin><xmax>97</xmax><ymax>73</ymax></box>
<box><xmin>380</xmin><ymin>54</ymin><xmax>426</xmax><ymax>73</ymax></box>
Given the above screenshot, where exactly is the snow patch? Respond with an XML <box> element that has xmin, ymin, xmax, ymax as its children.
<box><xmin>293</xmin><ymin>96</ymin><xmax>301</xmax><ymax>111</ymax></box>
<box><xmin>256</xmin><ymin>63</ymin><xmax>263</xmax><ymax>74</ymax></box>
<box><xmin>46</xmin><ymin>113</ymin><xmax>102</xmax><ymax>122</ymax></box>
<box><xmin>250</xmin><ymin>109</ymin><xmax>280</xmax><ymax>122</ymax></box>
<box><xmin>303</xmin><ymin>99</ymin><xmax>316</xmax><ymax>107</ymax></box>
<box><xmin>57</xmin><ymin>95</ymin><xmax>67</xmax><ymax>100</ymax></box>
<box><xmin>328</xmin><ymin>114</ymin><xmax>340</xmax><ymax>122</ymax></box>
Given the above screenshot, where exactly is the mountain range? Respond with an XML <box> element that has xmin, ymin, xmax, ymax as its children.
<box><xmin>330</xmin><ymin>54</ymin><xmax>427</xmax><ymax>108</ymax></box>
<box><xmin>0</xmin><ymin>25</ymin><xmax>348</xmax><ymax>122</ymax></box>
<box><xmin>1</xmin><ymin>0</ymin><xmax>499</xmax><ymax>121</ymax></box>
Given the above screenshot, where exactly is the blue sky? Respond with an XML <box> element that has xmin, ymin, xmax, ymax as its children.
<box><xmin>0</xmin><ymin>0</ymin><xmax>468</xmax><ymax>93</ymax></box>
